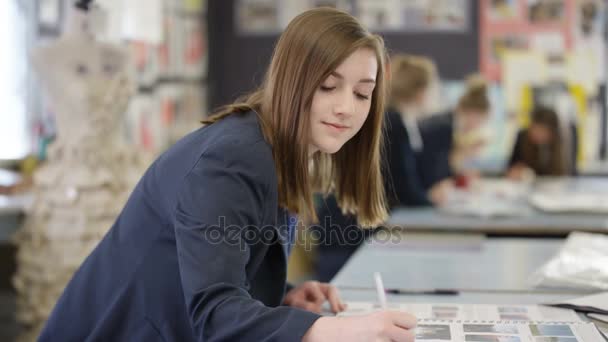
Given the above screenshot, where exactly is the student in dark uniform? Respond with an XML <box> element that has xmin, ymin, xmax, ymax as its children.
<box><xmin>417</xmin><ymin>75</ymin><xmax>491</xmax><ymax>191</ymax></box>
<box><xmin>384</xmin><ymin>54</ymin><xmax>450</xmax><ymax>208</ymax></box>
<box><xmin>39</xmin><ymin>8</ymin><xmax>417</xmax><ymax>342</ymax></box>
<box><xmin>507</xmin><ymin>106</ymin><xmax>577</xmax><ymax>179</ymax></box>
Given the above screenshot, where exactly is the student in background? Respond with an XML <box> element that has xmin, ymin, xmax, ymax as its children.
<box><xmin>417</xmin><ymin>75</ymin><xmax>491</xmax><ymax>193</ymax></box>
<box><xmin>384</xmin><ymin>54</ymin><xmax>450</xmax><ymax>207</ymax></box>
<box><xmin>507</xmin><ymin>106</ymin><xmax>577</xmax><ymax>179</ymax></box>
<box><xmin>39</xmin><ymin>8</ymin><xmax>417</xmax><ymax>342</ymax></box>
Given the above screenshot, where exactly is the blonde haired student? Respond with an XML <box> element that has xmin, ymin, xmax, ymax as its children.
<box><xmin>40</xmin><ymin>8</ymin><xmax>417</xmax><ymax>342</ymax></box>
<box><xmin>384</xmin><ymin>53</ymin><xmax>451</xmax><ymax>207</ymax></box>
<box><xmin>416</xmin><ymin>74</ymin><xmax>491</xmax><ymax>195</ymax></box>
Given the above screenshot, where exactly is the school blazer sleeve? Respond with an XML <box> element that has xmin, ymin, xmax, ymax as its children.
<box><xmin>417</xmin><ymin>113</ymin><xmax>454</xmax><ymax>190</ymax></box>
<box><xmin>173</xmin><ymin>140</ymin><xmax>320</xmax><ymax>341</ymax></box>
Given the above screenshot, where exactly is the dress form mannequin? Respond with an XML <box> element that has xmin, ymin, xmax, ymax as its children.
<box><xmin>12</xmin><ymin>5</ymin><xmax>147</xmax><ymax>340</ymax></box>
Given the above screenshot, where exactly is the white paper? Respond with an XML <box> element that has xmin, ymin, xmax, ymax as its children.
<box><xmin>529</xmin><ymin>192</ymin><xmax>608</xmax><ymax>214</ymax></box>
<box><xmin>530</xmin><ymin>232</ymin><xmax>608</xmax><ymax>290</ymax></box>
<box><xmin>339</xmin><ymin>302</ymin><xmax>604</xmax><ymax>342</ymax></box>
<box><xmin>529</xmin><ymin>179</ymin><xmax>608</xmax><ymax>214</ymax></box>
<box><xmin>340</xmin><ymin>302</ymin><xmax>582</xmax><ymax>322</ymax></box>
<box><xmin>440</xmin><ymin>179</ymin><xmax>531</xmax><ymax>218</ymax></box>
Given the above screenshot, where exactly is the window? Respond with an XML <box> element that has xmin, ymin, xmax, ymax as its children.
<box><xmin>0</xmin><ymin>1</ymin><xmax>30</xmax><ymax>161</ymax></box>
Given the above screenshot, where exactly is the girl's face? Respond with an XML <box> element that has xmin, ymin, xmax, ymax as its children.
<box><xmin>457</xmin><ymin>109</ymin><xmax>488</xmax><ymax>133</ymax></box>
<box><xmin>528</xmin><ymin>123</ymin><xmax>553</xmax><ymax>145</ymax></box>
<box><xmin>413</xmin><ymin>88</ymin><xmax>429</xmax><ymax>109</ymax></box>
<box><xmin>308</xmin><ymin>47</ymin><xmax>378</xmax><ymax>155</ymax></box>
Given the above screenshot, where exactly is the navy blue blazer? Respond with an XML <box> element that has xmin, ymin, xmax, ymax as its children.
<box><xmin>416</xmin><ymin>111</ymin><xmax>455</xmax><ymax>190</ymax></box>
<box><xmin>40</xmin><ymin>111</ymin><xmax>320</xmax><ymax>341</ymax></box>
<box><xmin>383</xmin><ymin>109</ymin><xmax>432</xmax><ymax>207</ymax></box>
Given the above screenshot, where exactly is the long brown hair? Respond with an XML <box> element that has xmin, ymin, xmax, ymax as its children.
<box><xmin>203</xmin><ymin>8</ymin><xmax>388</xmax><ymax>227</ymax></box>
<box><xmin>521</xmin><ymin>106</ymin><xmax>567</xmax><ymax>175</ymax></box>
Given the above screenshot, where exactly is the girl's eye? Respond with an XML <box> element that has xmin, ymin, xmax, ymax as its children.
<box><xmin>356</xmin><ymin>93</ymin><xmax>370</xmax><ymax>100</ymax></box>
<box><xmin>320</xmin><ymin>85</ymin><xmax>336</xmax><ymax>92</ymax></box>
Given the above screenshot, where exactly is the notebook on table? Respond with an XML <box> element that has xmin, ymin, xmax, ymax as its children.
<box><xmin>339</xmin><ymin>302</ymin><xmax>606</xmax><ymax>341</ymax></box>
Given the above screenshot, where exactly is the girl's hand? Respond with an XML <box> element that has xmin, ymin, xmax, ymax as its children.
<box><xmin>284</xmin><ymin>281</ymin><xmax>346</xmax><ymax>314</ymax></box>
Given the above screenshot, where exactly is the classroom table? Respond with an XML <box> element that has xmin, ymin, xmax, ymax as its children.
<box><xmin>332</xmin><ymin>233</ymin><xmax>565</xmax><ymax>294</ymax></box>
<box><xmin>387</xmin><ymin>208</ymin><xmax>608</xmax><ymax>235</ymax></box>
<box><xmin>330</xmin><ymin>233</ymin><xmax>608</xmax><ymax>338</ymax></box>
<box><xmin>579</xmin><ymin>160</ymin><xmax>608</xmax><ymax>177</ymax></box>
<box><xmin>532</xmin><ymin>177</ymin><xmax>608</xmax><ymax>199</ymax></box>
<box><xmin>387</xmin><ymin>177</ymin><xmax>608</xmax><ymax>235</ymax></box>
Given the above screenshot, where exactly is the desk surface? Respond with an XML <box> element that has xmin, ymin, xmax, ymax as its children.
<box><xmin>331</xmin><ymin>234</ymin><xmax>598</xmax><ymax>306</ymax></box>
<box><xmin>388</xmin><ymin>208</ymin><xmax>608</xmax><ymax>234</ymax></box>
<box><xmin>332</xmin><ymin>234</ymin><xmax>563</xmax><ymax>292</ymax></box>
<box><xmin>331</xmin><ymin>234</ymin><xmax>608</xmax><ymax>339</ymax></box>
<box><xmin>579</xmin><ymin>160</ymin><xmax>608</xmax><ymax>177</ymax></box>
<box><xmin>388</xmin><ymin>177</ymin><xmax>608</xmax><ymax>235</ymax></box>
<box><xmin>336</xmin><ymin>289</ymin><xmax>579</xmax><ymax>305</ymax></box>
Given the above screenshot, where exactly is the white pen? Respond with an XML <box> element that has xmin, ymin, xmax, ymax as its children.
<box><xmin>373</xmin><ymin>272</ymin><xmax>388</xmax><ymax>310</ymax></box>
